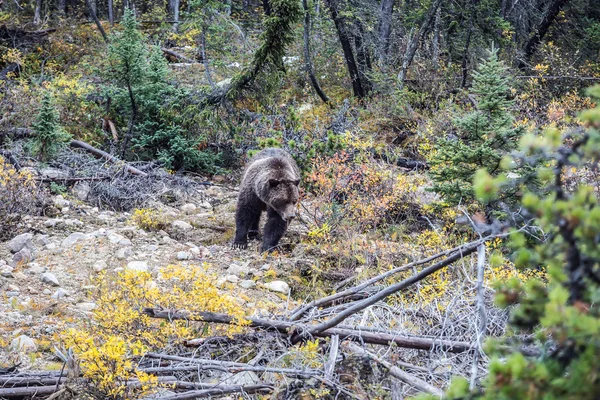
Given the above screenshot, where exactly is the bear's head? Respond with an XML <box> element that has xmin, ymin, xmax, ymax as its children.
<box><xmin>267</xmin><ymin>178</ymin><xmax>300</xmax><ymax>222</ymax></box>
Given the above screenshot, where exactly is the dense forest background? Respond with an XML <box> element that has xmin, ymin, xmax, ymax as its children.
<box><xmin>1</xmin><ymin>0</ymin><xmax>600</xmax><ymax>399</ymax></box>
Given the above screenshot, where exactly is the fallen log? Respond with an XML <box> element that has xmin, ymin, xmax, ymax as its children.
<box><xmin>35</xmin><ymin>176</ymin><xmax>111</xmax><ymax>183</ymax></box>
<box><xmin>0</xmin><ymin>385</ymin><xmax>59</xmax><ymax>398</ymax></box>
<box><xmin>141</xmin><ymin>308</ymin><xmax>474</xmax><ymax>353</ymax></box>
<box><xmin>396</xmin><ymin>157</ymin><xmax>429</xmax><ymax>170</ymax></box>
<box><xmin>70</xmin><ymin>140</ymin><xmax>148</xmax><ymax>176</ymax></box>
<box><xmin>162</xmin><ymin>47</ymin><xmax>197</xmax><ymax>63</ymax></box>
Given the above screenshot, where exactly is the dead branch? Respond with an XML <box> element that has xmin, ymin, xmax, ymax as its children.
<box><xmin>346</xmin><ymin>343</ymin><xmax>444</xmax><ymax>397</ymax></box>
<box><xmin>0</xmin><ymin>385</ymin><xmax>60</xmax><ymax>398</ymax></box>
<box><xmin>158</xmin><ymin>384</ymin><xmax>274</xmax><ymax>399</ymax></box>
<box><xmin>162</xmin><ymin>47</ymin><xmax>197</xmax><ymax>63</ymax></box>
<box><xmin>294</xmin><ymin>241</ymin><xmax>481</xmax><ymax>340</ymax></box>
<box><xmin>144</xmin><ymin>353</ymin><xmax>321</xmax><ymax>376</ymax></box>
<box><xmin>69</xmin><ymin>140</ymin><xmax>148</xmax><ymax>176</ymax></box>
<box><xmin>290</xmin><ymin>238</ymin><xmax>489</xmax><ymax>321</ymax></box>
<box><xmin>0</xmin><ymin>150</ymin><xmax>21</xmax><ymax>170</ymax></box>
<box><xmin>141</xmin><ymin>308</ymin><xmax>474</xmax><ymax>352</ymax></box>
<box><xmin>35</xmin><ymin>176</ymin><xmax>110</xmax><ymax>183</ymax></box>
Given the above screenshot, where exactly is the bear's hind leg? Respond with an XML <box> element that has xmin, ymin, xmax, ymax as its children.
<box><xmin>261</xmin><ymin>208</ymin><xmax>288</xmax><ymax>253</ymax></box>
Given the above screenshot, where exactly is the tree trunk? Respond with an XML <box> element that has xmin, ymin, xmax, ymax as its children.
<box><xmin>354</xmin><ymin>22</ymin><xmax>372</xmax><ymax>94</ymax></box>
<box><xmin>397</xmin><ymin>0</ymin><xmax>443</xmax><ymax>85</ymax></box>
<box><xmin>108</xmin><ymin>0</ymin><xmax>114</xmax><ymax>24</ymax></box>
<box><xmin>431</xmin><ymin>5</ymin><xmax>441</xmax><ymax>68</ymax></box>
<box><xmin>263</xmin><ymin>0</ymin><xmax>272</xmax><ymax>15</ymax></box>
<box><xmin>58</xmin><ymin>0</ymin><xmax>66</xmax><ymax>17</ymax></box>
<box><xmin>34</xmin><ymin>0</ymin><xmax>42</xmax><ymax>25</ymax></box>
<box><xmin>519</xmin><ymin>0</ymin><xmax>569</xmax><ymax>68</ymax></box>
<box><xmin>200</xmin><ymin>26</ymin><xmax>215</xmax><ymax>88</ymax></box>
<box><xmin>302</xmin><ymin>0</ymin><xmax>330</xmax><ymax>104</ymax></box>
<box><xmin>461</xmin><ymin>0</ymin><xmax>476</xmax><ymax>87</ymax></box>
<box><xmin>84</xmin><ymin>0</ymin><xmax>108</xmax><ymax>42</ymax></box>
<box><xmin>169</xmin><ymin>0</ymin><xmax>180</xmax><ymax>32</ymax></box>
<box><xmin>377</xmin><ymin>0</ymin><xmax>394</xmax><ymax>64</ymax></box>
<box><xmin>325</xmin><ymin>0</ymin><xmax>366</xmax><ymax>98</ymax></box>
<box><xmin>89</xmin><ymin>0</ymin><xmax>97</xmax><ymax>16</ymax></box>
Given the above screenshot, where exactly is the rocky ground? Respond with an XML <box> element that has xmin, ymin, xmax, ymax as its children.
<box><xmin>0</xmin><ymin>181</ymin><xmax>312</xmax><ymax>369</ymax></box>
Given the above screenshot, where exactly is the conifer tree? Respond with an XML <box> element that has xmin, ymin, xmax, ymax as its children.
<box><xmin>30</xmin><ymin>92</ymin><xmax>71</xmax><ymax>161</ymax></box>
<box><xmin>428</xmin><ymin>48</ymin><xmax>524</xmax><ymax>207</ymax></box>
<box><xmin>417</xmin><ymin>85</ymin><xmax>600</xmax><ymax>400</ymax></box>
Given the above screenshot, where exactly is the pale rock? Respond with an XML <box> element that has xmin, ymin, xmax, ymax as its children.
<box><xmin>162</xmin><ymin>236</ymin><xmax>177</xmax><ymax>245</ymax></box>
<box><xmin>264</xmin><ymin>280</ymin><xmax>290</xmax><ymax>295</ymax></box>
<box><xmin>216</xmin><ymin>78</ymin><xmax>232</xmax><ymax>89</ymax></box>
<box><xmin>146</xmin><ymin>244</ymin><xmax>159</xmax><ymax>252</ymax></box>
<box><xmin>90</xmin><ymin>228</ymin><xmax>107</xmax><ymax>237</ymax></box>
<box><xmin>64</xmin><ymin>219</ymin><xmax>84</xmax><ymax>227</ymax></box>
<box><xmin>41</xmin><ymin>272</ymin><xmax>60</xmax><ymax>287</ymax></box>
<box><xmin>239</xmin><ymin>280</ymin><xmax>256</xmax><ymax>289</ymax></box>
<box><xmin>225</xmin><ymin>275</ymin><xmax>239</xmax><ymax>284</ymax></box>
<box><xmin>176</xmin><ymin>251</ymin><xmax>191</xmax><ymax>260</ymax></box>
<box><xmin>6</xmin><ymin>291</ymin><xmax>20</xmax><ymax>297</ymax></box>
<box><xmin>44</xmin><ymin>218</ymin><xmax>64</xmax><ymax>228</ymax></box>
<box><xmin>8</xmin><ymin>233</ymin><xmax>34</xmax><ymax>253</ymax></box>
<box><xmin>116</xmin><ymin>247</ymin><xmax>133</xmax><ymax>260</ymax></box>
<box><xmin>180</xmin><ymin>203</ymin><xmax>197</xmax><ymax>214</ymax></box>
<box><xmin>53</xmin><ymin>195</ymin><xmax>71</xmax><ymax>208</ymax></box>
<box><xmin>41</xmin><ymin>168</ymin><xmax>67</xmax><ymax>179</ymax></box>
<box><xmin>11</xmin><ymin>247</ymin><xmax>34</xmax><ymax>266</ymax></box>
<box><xmin>61</xmin><ymin>232</ymin><xmax>89</xmax><ymax>248</ymax></box>
<box><xmin>33</xmin><ymin>234</ymin><xmax>50</xmax><ymax>247</ymax></box>
<box><xmin>72</xmin><ymin>182</ymin><xmax>91</xmax><ymax>201</ymax></box>
<box><xmin>172</xmin><ymin>220</ymin><xmax>193</xmax><ymax>232</ymax></box>
<box><xmin>0</xmin><ymin>260</ymin><xmax>5</xmax><ymax>266</ymax></box>
<box><xmin>93</xmin><ymin>260</ymin><xmax>107</xmax><ymax>272</ymax></box>
<box><xmin>27</xmin><ymin>263</ymin><xmax>46</xmax><ymax>274</ymax></box>
<box><xmin>76</xmin><ymin>302</ymin><xmax>96</xmax><ymax>312</ymax></box>
<box><xmin>28</xmin><ymin>286</ymin><xmax>39</xmax><ymax>294</ymax></box>
<box><xmin>228</xmin><ymin>262</ymin><xmax>251</xmax><ymax>277</ymax></box>
<box><xmin>13</xmin><ymin>272</ymin><xmax>27</xmax><ymax>280</ymax></box>
<box><xmin>108</xmin><ymin>232</ymin><xmax>131</xmax><ymax>246</ymax></box>
<box><xmin>42</xmin><ymin>289</ymin><xmax>52</xmax><ymax>295</ymax></box>
<box><xmin>52</xmin><ymin>288</ymin><xmax>69</xmax><ymax>299</ymax></box>
<box><xmin>127</xmin><ymin>261</ymin><xmax>149</xmax><ymax>272</ymax></box>
<box><xmin>1</xmin><ymin>266</ymin><xmax>14</xmax><ymax>278</ymax></box>
<box><xmin>11</xmin><ymin>335</ymin><xmax>37</xmax><ymax>353</ymax></box>
<box><xmin>45</xmin><ymin>243</ymin><xmax>57</xmax><ymax>250</ymax></box>
<box><xmin>260</xmin><ymin>263</ymin><xmax>272</xmax><ymax>271</ymax></box>
<box><xmin>7</xmin><ymin>284</ymin><xmax>20</xmax><ymax>292</ymax></box>
<box><xmin>198</xmin><ymin>201</ymin><xmax>212</xmax><ymax>209</ymax></box>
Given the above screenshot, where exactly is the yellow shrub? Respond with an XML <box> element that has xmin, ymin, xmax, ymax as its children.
<box><xmin>131</xmin><ymin>208</ymin><xmax>168</xmax><ymax>231</ymax></box>
<box><xmin>59</xmin><ymin>265</ymin><xmax>249</xmax><ymax>398</ymax></box>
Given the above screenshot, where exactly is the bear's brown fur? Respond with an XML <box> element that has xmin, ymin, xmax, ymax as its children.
<box><xmin>233</xmin><ymin>148</ymin><xmax>300</xmax><ymax>253</ymax></box>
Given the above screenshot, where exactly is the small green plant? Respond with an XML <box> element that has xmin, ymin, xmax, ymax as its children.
<box><xmin>49</xmin><ymin>182</ymin><xmax>68</xmax><ymax>195</ymax></box>
<box><xmin>30</xmin><ymin>92</ymin><xmax>71</xmax><ymax>161</ymax></box>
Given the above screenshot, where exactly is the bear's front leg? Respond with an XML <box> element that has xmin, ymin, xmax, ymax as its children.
<box><xmin>261</xmin><ymin>208</ymin><xmax>288</xmax><ymax>253</ymax></box>
<box><xmin>233</xmin><ymin>206</ymin><xmax>261</xmax><ymax>250</ymax></box>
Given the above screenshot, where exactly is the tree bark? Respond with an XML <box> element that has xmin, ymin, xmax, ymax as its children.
<box><xmin>354</xmin><ymin>21</ymin><xmax>372</xmax><ymax>94</ymax></box>
<box><xmin>520</xmin><ymin>0</ymin><xmax>569</xmax><ymax>69</ymax></box>
<box><xmin>325</xmin><ymin>0</ymin><xmax>366</xmax><ymax>98</ymax></box>
<box><xmin>108</xmin><ymin>0</ymin><xmax>114</xmax><ymax>24</ymax></box>
<box><xmin>377</xmin><ymin>0</ymin><xmax>394</xmax><ymax>64</ymax></box>
<box><xmin>84</xmin><ymin>0</ymin><xmax>108</xmax><ymax>42</ymax></box>
<box><xmin>58</xmin><ymin>0</ymin><xmax>66</xmax><ymax>17</ymax></box>
<box><xmin>200</xmin><ymin>26</ymin><xmax>215</xmax><ymax>88</ymax></box>
<box><xmin>34</xmin><ymin>0</ymin><xmax>42</xmax><ymax>25</ymax></box>
<box><xmin>169</xmin><ymin>0</ymin><xmax>180</xmax><ymax>32</ymax></box>
<box><xmin>303</xmin><ymin>0</ymin><xmax>330</xmax><ymax>104</ymax></box>
<box><xmin>461</xmin><ymin>0</ymin><xmax>476</xmax><ymax>88</ymax></box>
<box><xmin>431</xmin><ymin>5</ymin><xmax>441</xmax><ymax>67</ymax></box>
<box><xmin>397</xmin><ymin>0</ymin><xmax>444</xmax><ymax>85</ymax></box>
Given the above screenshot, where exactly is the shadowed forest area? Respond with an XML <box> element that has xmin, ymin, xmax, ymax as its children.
<box><xmin>1</xmin><ymin>0</ymin><xmax>600</xmax><ymax>398</ymax></box>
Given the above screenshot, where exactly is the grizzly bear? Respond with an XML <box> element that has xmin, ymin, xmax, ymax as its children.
<box><xmin>233</xmin><ymin>148</ymin><xmax>301</xmax><ymax>253</ymax></box>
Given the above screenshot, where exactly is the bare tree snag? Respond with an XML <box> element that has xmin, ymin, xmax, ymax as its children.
<box><xmin>398</xmin><ymin>0</ymin><xmax>444</xmax><ymax>85</ymax></box>
<box><xmin>303</xmin><ymin>0</ymin><xmax>330</xmax><ymax>105</ymax></box>
<box><xmin>325</xmin><ymin>0</ymin><xmax>366</xmax><ymax>98</ymax></box>
<box><xmin>377</xmin><ymin>0</ymin><xmax>394</xmax><ymax>63</ymax></box>
<box><xmin>84</xmin><ymin>0</ymin><xmax>108</xmax><ymax>42</ymax></box>
<box><xmin>161</xmin><ymin>47</ymin><xmax>196</xmax><ymax>63</ymax></box>
<box><xmin>70</xmin><ymin>140</ymin><xmax>148</xmax><ymax>176</ymax></box>
<box><xmin>108</xmin><ymin>0</ymin><xmax>114</xmax><ymax>24</ymax></box>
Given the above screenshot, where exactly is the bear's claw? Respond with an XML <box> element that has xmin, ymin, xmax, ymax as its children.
<box><xmin>232</xmin><ymin>241</ymin><xmax>248</xmax><ymax>250</ymax></box>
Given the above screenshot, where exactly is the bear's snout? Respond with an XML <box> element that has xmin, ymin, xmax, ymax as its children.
<box><xmin>281</xmin><ymin>210</ymin><xmax>296</xmax><ymax>222</ymax></box>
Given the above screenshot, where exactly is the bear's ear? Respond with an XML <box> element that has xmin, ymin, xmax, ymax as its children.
<box><xmin>293</xmin><ymin>179</ymin><xmax>300</xmax><ymax>186</ymax></box>
<box><xmin>269</xmin><ymin>179</ymin><xmax>280</xmax><ymax>187</ymax></box>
